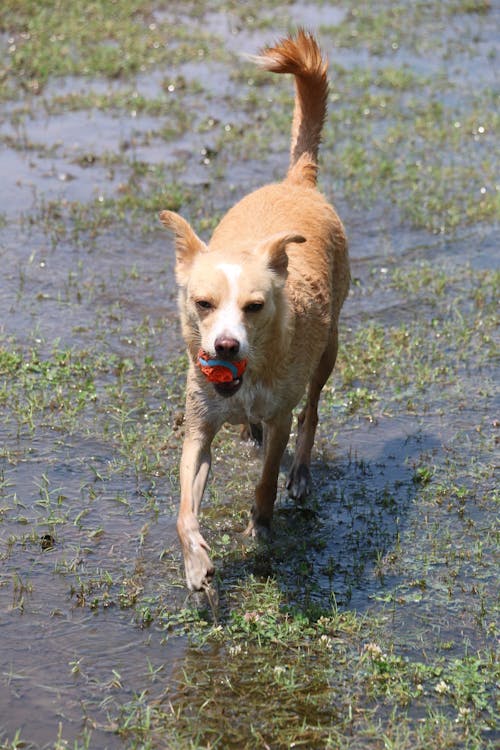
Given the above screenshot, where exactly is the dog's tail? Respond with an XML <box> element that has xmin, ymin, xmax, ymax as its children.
<box><xmin>252</xmin><ymin>29</ymin><xmax>328</xmax><ymax>186</ymax></box>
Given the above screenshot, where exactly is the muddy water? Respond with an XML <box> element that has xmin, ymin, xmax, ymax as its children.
<box><xmin>0</xmin><ymin>2</ymin><xmax>498</xmax><ymax>748</ymax></box>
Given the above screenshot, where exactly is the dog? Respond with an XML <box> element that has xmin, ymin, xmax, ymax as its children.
<box><xmin>160</xmin><ymin>30</ymin><xmax>350</xmax><ymax>591</ymax></box>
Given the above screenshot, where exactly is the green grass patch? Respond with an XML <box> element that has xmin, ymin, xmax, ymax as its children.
<box><xmin>0</xmin><ymin>0</ymin><xmax>224</xmax><ymax>92</ymax></box>
<box><xmin>100</xmin><ymin>578</ymin><xmax>498</xmax><ymax>749</ymax></box>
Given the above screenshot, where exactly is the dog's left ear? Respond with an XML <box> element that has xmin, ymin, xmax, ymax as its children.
<box><xmin>257</xmin><ymin>232</ymin><xmax>306</xmax><ymax>276</ymax></box>
<box><xmin>159</xmin><ymin>210</ymin><xmax>208</xmax><ymax>284</ymax></box>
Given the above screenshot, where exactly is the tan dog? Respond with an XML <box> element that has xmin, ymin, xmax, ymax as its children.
<box><xmin>160</xmin><ymin>30</ymin><xmax>349</xmax><ymax>591</ymax></box>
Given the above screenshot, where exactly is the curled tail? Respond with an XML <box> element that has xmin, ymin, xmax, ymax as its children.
<box><xmin>253</xmin><ymin>29</ymin><xmax>328</xmax><ymax>186</ymax></box>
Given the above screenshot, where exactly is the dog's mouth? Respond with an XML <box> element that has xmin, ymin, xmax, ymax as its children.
<box><xmin>196</xmin><ymin>349</ymin><xmax>247</xmax><ymax>398</ymax></box>
<box><xmin>214</xmin><ymin>376</ymin><xmax>244</xmax><ymax>398</ymax></box>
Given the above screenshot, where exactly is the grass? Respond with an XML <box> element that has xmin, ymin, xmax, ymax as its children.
<box><xmin>100</xmin><ymin>578</ymin><xmax>498</xmax><ymax>749</ymax></box>
<box><xmin>0</xmin><ymin>0</ymin><xmax>499</xmax><ymax>748</ymax></box>
<box><xmin>3</xmin><ymin>0</ymin><xmax>497</xmax><ymax>233</ymax></box>
<box><xmin>0</xmin><ymin>0</ymin><xmax>225</xmax><ymax>92</ymax></box>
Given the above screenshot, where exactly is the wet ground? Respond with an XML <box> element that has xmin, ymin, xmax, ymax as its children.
<box><xmin>0</xmin><ymin>2</ymin><xmax>498</xmax><ymax>748</ymax></box>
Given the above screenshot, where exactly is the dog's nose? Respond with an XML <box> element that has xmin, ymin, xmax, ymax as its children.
<box><xmin>214</xmin><ymin>336</ymin><xmax>240</xmax><ymax>358</ymax></box>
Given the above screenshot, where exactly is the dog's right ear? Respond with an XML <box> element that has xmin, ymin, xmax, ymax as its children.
<box><xmin>159</xmin><ymin>210</ymin><xmax>207</xmax><ymax>284</ymax></box>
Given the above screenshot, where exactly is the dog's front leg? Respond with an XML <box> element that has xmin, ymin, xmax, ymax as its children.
<box><xmin>246</xmin><ymin>412</ymin><xmax>292</xmax><ymax>537</ymax></box>
<box><xmin>177</xmin><ymin>424</ymin><xmax>217</xmax><ymax>591</ymax></box>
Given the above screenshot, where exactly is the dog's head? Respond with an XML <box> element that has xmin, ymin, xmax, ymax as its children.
<box><xmin>160</xmin><ymin>210</ymin><xmax>305</xmax><ymax>395</ymax></box>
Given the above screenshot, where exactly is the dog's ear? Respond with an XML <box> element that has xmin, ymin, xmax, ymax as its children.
<box><xmin>159</xmin><ymin>210</ymin><xmax>207</xmax><ymax>284</ymax></box>
<box><xmin>257</xmin><ymin>232</ymin><xmax>306</xmax><ymax>276</ymax></box>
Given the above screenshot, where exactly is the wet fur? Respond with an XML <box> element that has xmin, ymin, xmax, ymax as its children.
<box><xmin>160</xmin><ymin>30</ymin><xmax>350</xmax><ymax>591</ymax></box>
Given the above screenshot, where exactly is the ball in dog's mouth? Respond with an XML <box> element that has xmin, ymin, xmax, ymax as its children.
<box><xmin>197</xmin><ymin>349</ymin><xmax>247</xmax><ymax>397</ymax></box>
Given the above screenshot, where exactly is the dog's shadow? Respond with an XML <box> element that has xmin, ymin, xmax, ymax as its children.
<box><xmin>210</xmin><ymin>426</ymin><xmax>440</xmax><ymax>618</ymax></box>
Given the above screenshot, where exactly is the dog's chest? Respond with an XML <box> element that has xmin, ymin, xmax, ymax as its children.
<box><xmin>218</xmin><ymin>381</ymin><xmax>279</xmax><ymax>425</ymax></box>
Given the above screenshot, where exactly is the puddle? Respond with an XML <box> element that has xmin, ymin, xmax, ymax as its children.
<box><xmin>0</xmin><ymin>224</ymin><xmax>179</xmax><ymax>355</ymax></box>
<box><xmin>0</xmin><ymin>429</ymin><xmax>184</xmax><ymax>749</ymax></box>
<box><xmin>0</xmin><ymin>1</ymin><xmax>498</xmax><ymax>747</ymax></box>
<box><xmin>0</xmin><ymin>109</ymin><xmax>166</xmax><ymax>215</ymax></box>
<box><xmin>262</xmin><ymin>415</ymin><xmax>438</xmax><ymax>609</ymax></box>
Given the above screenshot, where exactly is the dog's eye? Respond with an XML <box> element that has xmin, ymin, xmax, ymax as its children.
<box><xmin>244</xmin><ymin>301</ymin><xmax>264</xmax><ymax>313</ymax></box>
<box><xmin>195</xmin><ymin>299</ymin><xmax>214</xmax><ymax>311</ymax></box>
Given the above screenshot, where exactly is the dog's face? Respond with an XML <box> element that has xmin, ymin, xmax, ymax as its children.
<box><xmin>160</xmin><ymin>210</ymin><xmax>305</xmax><ymax>373</ymax></box>
<box><xmin>185</xmin><ymin>252</ymin><xmax>278</xmax><ymax>360</ymax></box>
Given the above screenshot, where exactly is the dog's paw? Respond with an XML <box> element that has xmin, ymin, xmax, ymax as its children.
<box><xmin>240</xmin><ymin>421</ymin><xmax>264</xmax><ymax>446</ymax></box>
<box><xmin>244</xmin><ymin>515</ymin><xmax>271</xmax><ymax>542</ymax></box>
<box><xmin>286</xmin><ymin>463</ymin><xmax>311</xmax><ymax>502</ymax></box>
<box><xmin>183</xmin><ymin>536</ymin><xmax>215</xmax><ymax>592</ymax></box>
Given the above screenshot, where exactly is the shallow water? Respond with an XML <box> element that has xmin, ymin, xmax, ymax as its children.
<box><xmin>0</xmin><ymin>1</ymin><xmax>498</xmax><ymax>747</ymax></box>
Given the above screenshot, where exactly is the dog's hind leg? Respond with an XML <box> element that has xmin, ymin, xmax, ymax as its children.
<box><xmin>240</xmin><ymin>421</ymin><xmax>264</xmax><ymax>445</ymax></box>
<box><xmin>287</xmin><ymin>327</ymin><xmax>338</xmax><ymax>501</ymax></box>
<box><xmin>245</xmin><ymin>412</ymin><xmax>293</xmax><ymax>537</ymax></box>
